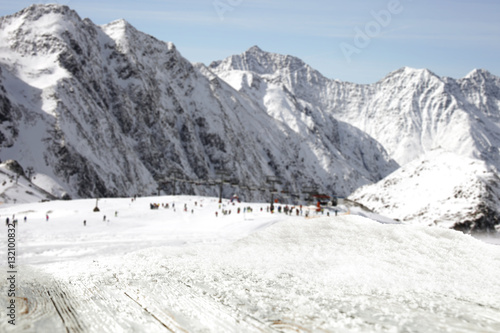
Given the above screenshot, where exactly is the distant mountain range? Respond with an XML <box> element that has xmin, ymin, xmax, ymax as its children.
<box><xmin>211</xmin><ymin>45</ymin><xmax>500</xmax><ymax>167</ymax></box>
<box><xmin>1</xmin><ymin>4</ymin><xmax>499</xmax><ymax>231</ymax></box>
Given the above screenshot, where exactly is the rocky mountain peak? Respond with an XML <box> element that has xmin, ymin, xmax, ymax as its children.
<box><xmin>460</xmin><ymin>69</ymin><xmax>500</xmax><ymax>93</ymax></box>
<box><xmin>465</xmin><ymin>68</ymin><xmax>493</xmax><ymax>81</ymax></box>
<box><xmin>3</xmin><ymin>4</ymin><xmax>81</xmax><ymax>26</ymax></box>
<box><xmin>20</xmin><ymin>4</ymin><xmax>75</xmax><ymax>18</ymax></box>
<box><xmin>102</xmin><ymin>18</ymin><xmax>138</xmax><ymax>40</ymax></box>
<box><xmin>377</xmin><ymin>66</ymin><xmax>442</xmax><ymax>87</ymax></box>
<box><xmin>246</xmin><ymin>45</ymin><xmax>264</xmax><ymax>54</ymax></box>
<box><xmin>210</xmin><ymin>45</ymin><xmax>311</xmax><ymax>77</ymax></box>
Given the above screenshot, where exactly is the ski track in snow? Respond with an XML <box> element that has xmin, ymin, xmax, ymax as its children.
<box><xmin>1</xmin><ymin>195</ymin><xmax>500</xmax><ymax>333</ymax></box>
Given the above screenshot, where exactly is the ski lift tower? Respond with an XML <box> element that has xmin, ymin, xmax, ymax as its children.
<box><xmin>169</xmin><ymin>171</ymin><xmax>183</xmax><ymax>196</ymax></box>
<box><xmin>156</xmin><ymin>174</ymin><xmax>166</xmax><ymax>197</ymax></box>
<box><xmin>280</xmin><ymin>189</ymin><xmax>290</xmax><ymax>204</ymax></box>
<box><xmin>156</xmin><ymin>177</ymin><xmax>168</xmax><ymax>196</ymax></box>
<box><xmin>93</xmin><ymin>198</ymin><xmax>100</xmax><ymax>212</ymax></box>
<box><xmin>245</xmin><ymin>183</ymin><xmax>257</xmax><ymax>202</ymax></box>
<box><xmin>26</xmin><ymin>166</ymin><xmax>34</xmax><ymax>182</ymax></box>
<box><xmin>303</xmin><ymin>186</ymin><xmax>318</xmax><ymax>206</ymax></box>
<box><xmin>266</xmin><ymin>176</ymin><xmax>281</xmax><ymax>213</ymax></box>
<box><xmin>216</xmin><ymin>170</ymin><xmax>230</xmax><ymax>203</ymax></box>
<box><xmin>280</xmin><ymin>182</ymin><xmax>293</xmax><ymax>204</ymax></box>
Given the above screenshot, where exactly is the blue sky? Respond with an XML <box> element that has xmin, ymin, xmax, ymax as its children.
<box><xmin>1</xmin><ymin>0</ymin><xmax>499</xmax><ymax>83</ymax></box>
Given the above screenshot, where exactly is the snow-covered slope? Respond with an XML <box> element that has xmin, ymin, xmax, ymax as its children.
<box><xmin>1</xmin><ymin>196</ymin><xmax>499</xmax><ymax>332</ymax></box>
<box><xmin>0</xmin><ymin>160</ymin><xmax>56</xmax><ymax>203</ymax></box>
<box><xmin>349</xmin><ymin>150</ymin><xmax>500</xmax><ymax>231</ymax></box>
<box><xmin>0</xmin><ymin>5</ymin><xmax>396</xmax><ymax>200</ymax></box>
<box><xmin>198</xmin><ymin>63</ymin><xmax>397</xmax><ymax>189</ymax></box>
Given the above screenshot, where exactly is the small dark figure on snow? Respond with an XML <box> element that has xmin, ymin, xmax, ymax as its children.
<box><xmin>84</xmin><ymin>220</ymin><xmax>87</xmax><ymax>226</ymax></box>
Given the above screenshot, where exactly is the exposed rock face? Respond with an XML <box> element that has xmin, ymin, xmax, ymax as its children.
<box><xmin>2</xmin><ymin>159</ymin><xmax>25</xmax><ymax>177</ymax></box>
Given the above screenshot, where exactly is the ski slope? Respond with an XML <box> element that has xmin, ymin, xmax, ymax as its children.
<box><xmin>1</xmin><ymin>196</ymin><xmax>500</xmax><ymax>332</ymax></box>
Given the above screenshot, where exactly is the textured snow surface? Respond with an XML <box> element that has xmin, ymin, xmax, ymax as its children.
<box><xmin>1</xmin><ymin>196</ymin><xmax>499</xmax><ymax>332</ymax></box>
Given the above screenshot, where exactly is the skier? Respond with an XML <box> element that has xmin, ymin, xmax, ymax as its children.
<box><xmin>103</xmin><ymin>215</ymin><xmax>106</xmax><ymax>221</ymax></box>
<box><xmin>24</xmin><ymin>216</ymin><xmax>27</xmax><ymax>223</ymax></box>
<box><xmin>46</xmin><ymin>214</ymin><xmax>49</xmax><ymax>221</ymax></box>
<box><xmin>83</xmin><ymin>220</ymin><xmax>86</xmax><ymax>226</ymax></box>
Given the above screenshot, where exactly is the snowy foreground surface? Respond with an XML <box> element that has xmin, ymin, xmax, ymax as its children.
<box><xmin>1</xmin><ymin>196</ymin><xmax>500</xmax><ymax>333</ymax></box>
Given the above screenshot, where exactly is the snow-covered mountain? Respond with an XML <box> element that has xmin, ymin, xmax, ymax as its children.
<box><xmin>210</xmin><ymin>46</ymin><xmax>500</xmax><ymax>231</ymax></box>
<box><xmin>210</xmin><ymin>47</ymin><xmax>500</xmax><ymax>167</ymax></box>
<box><xmin>348</xmin><ymin>150</ymin><xmax>500</xmax><ymax>232</ymax></box>
<box><xmin>0</xmin><ymin>4</ymin><xmax>396</xmax><ymax>201</ymax></box>
<box><xmin>1</xmin><ymin>4</ymin><xmax>500</xmax><ymax>231</ymax></box>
